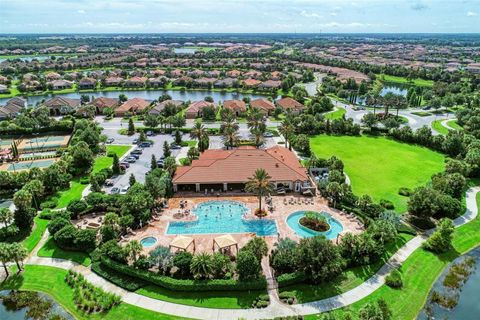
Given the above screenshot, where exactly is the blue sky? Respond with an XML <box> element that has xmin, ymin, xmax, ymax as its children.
<box><xmin>1</xmin><ymin>0</ymin><xmax>479</xmax><ymax>33</ymax></box>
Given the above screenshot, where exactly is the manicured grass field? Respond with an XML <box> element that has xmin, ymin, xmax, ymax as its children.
<box><xmin>280</xmin><ymin>232</ymin><xmax>413</xmax><ymax>302</ymax></box>
<box><xmin>310</xmin><ymin>135</ymin><xmax>445</xmax><ymax>213</ymax></box>
<box><xmin>324</xmin><ymin>107</ymin><xmax>346</xmax><ymax>120</ymax></box>
<box><xmin>92</xmin><ymin>145</ymin><xmax>131</xmax><ymax>173</ymax></box>
<box><xmin>307</xmin><ymin>192</ymin><xmax>480</xmax><ymax>320</ymax></box>
<box><xmin>37</xmin><ymin>237</ymin><xmax>92</xmax><ymax>266</ymax></box>
<box><xmin>52</xmin><ymin>179</ymin><xmax>86</xmax><ymax>209</ymax></box>
<box><xmin>447</xmin><ymin>119</ymin><xmax>463</xmax><ymax>131</ymax></box>
<box><xmin>21</xmin><ymin>217</ymin><xmax>49</xmax><ymax>253</ymax></box>
<box><xmin>431</xmin><ymin>119</ymin><xmax>450</xmax><ymax>135</ymax></box>
<box><xmin>377</xmin><ymin>74</ymin><xmax>434</xmax><ymax>87</ymax></box>
<box><xmin>0</xmin><ymin>265</ymin><xmax>187</xmax><ymax>320</ymax></box>
<box><xmin>137</xmin><ymin>285</ymin><xmax>264</xmax><ymax>309</ymax></box>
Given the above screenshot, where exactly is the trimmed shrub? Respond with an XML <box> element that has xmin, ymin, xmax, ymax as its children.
<box><xmin>398</xmin><ymin>187</ymin><xmax>412</xmax><ymax>197</ymax></box>
<box><xmin>385</xmin><ymin>269</ymin><xmax>403</xmax><ymax>288</ymax></box>
<box><xmin>101</xmin><ymin>257</ymin><xmax>266</xmax><ymax>292</ymax></box>
<box><xmin>48</xmin><ymin>217</ymin><xmax>71</xmax><ymax>235</ymax></box>
<box><xmin>67</xmin><ymin>200</ymin><xmax>88</xmax><ymax>216</ymax></box>
<box><xmin>91</xmin><ymin>262</ymin><xmax>145</xmax><ymax>291</ymax></box>
<box><xmin>276</xmin><ymin>272</ymin><xmax>307</xmax><ymax>288</ymax></box>
<box><xmin>40</xmin><ymin>199</ymin><xmax>58</xmax><ymax>210</ymax></box>
<box><xmin>380</xmin><ymin>199</ymin><xmax>395</xmax><ymax>210</ymax></box>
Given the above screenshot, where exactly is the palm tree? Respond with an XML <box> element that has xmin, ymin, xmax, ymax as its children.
<box><xmin>222</xmin><ymin>127</ymin><xmax>240</xmax><ymax>149</ymax></box>
<box><xmin>0</xmin><ymin>242</ymin><xmax>12</xmax><ymax>277</ymax></box>
<box><xmin>245</xmin><ymin>168</ymin><xmax>274</xmax><ymax>212</ymax></box>
<box><xmin>251</xmin><ymin>128</ymin><xmax>265</xmax><ymax>148</ymax></box>
<box><xmin>10</xmin><ymin>243</ymin><xmax>27</xmax><ymax>271</ymax></box>
<box><xmin>190</xmin><ymin>120</ymin><xmax>207</xmax><ymax>145</ymax></box>
<box><xmin>247</xmin><ymin>107</ymin><xmax>265</xmax><ymax>131</ymax></box>
<box><xmin>279</xmin><ymin>113</ymin><xmax>295</xmax><ymax>150</ymax></box>
<box><xmin>126</xmin><ymin>240</ymin><xmax>142</xmax><ymax>263</ymax></box>
<box><xmin>0</xmin><ymin>208</ymin><xmax>13</xmax><ymax>228</ymax></box>
<box><xmin>190</xmin><ymin>253</ymin><xmax>213</xmax><ymax>280</ymax></box>
<box><xmin>149</xmin><ymin>245</ymin><xmax>173</xmax><ymax>275</ymax></box>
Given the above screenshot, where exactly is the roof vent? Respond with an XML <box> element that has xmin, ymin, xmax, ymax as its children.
<box><xmin>275</xmin><ymin>163</ymin><xmax>279</xmax><ymax>167</ymax></box>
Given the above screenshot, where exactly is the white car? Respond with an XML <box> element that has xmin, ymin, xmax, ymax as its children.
<box><xmin>119</xmin><ymin>185</ymin><xmax>130</xmax><ymax>195</ymax></box>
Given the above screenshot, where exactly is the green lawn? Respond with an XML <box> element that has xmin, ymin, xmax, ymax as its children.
<box><xmin>307</xmin><ymin>192</ymin><xmax>480</xmax><ymax>320</ymax></box>
<box><xmin>93</xmin><ymin>145</ymin><xmax>131</xmax><ymax>173</ymax></box>
<box><xmin>431</xmin><ymin>119</ymin><xmax>450</xmax><ymax>135</ymax></box>
<box><xmin>37</xmin><ymin>237</ymin><xmax>91</xmax><ymax>266</ymax></box>
<box><xmin>377</xmin><ymin>74</ymin><xmax>434</xmax><ymax>87</ymax></box>
<box><xmin>21</xmin><ymin>217</ymin><xmax>49</xmax><ymax>253</ymax></box>
<box><xmin>310</xmin><ymin>135</ymin><xmax>445</xmax><ymax>213</ymax></box>
<box><xmin>136</xmin><ymin>285</ymin><xmax>264</xmax><ymax>309</ymax></box>
<box><xmin>280</xmin><ymin>232</ymin><xmax>414</xmax><ymax>302</ymax></box>
<box><xmin>324</xmin><ymin>107</ymin><xmax>346</xmax><ymax>120</ymax></box>
<box><xmin>51</xmin><ymin>179</ymin><xmax>87</xmax><ymax>209</ymax></box>
<box><xmin>447</xmin><ymin>119</ymin><xmax>463</xmax><ymax>131</ymax></box>
<box><xmin>0</xmin><ymin>265</ymin><xmax>187</xmax><ymax>320</ymax></box>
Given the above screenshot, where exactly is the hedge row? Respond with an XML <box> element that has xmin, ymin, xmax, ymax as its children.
<box><xmin>101</xmin><ymin>257</ymin><xmax>267</xmax><ymax>292</ymax></box>
<box><xmin>276</xmin><ymin>271</ymin><xmax>307</xmax><ymax>288</ymax></box>
<box><xmin>92</xmin><ymin>262</ymin><xmax>146</xmax><ymax>291</ymax></box>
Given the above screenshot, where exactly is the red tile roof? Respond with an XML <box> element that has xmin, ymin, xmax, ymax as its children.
<box><xmin>250</xmin><ymin>98</ymin><xmax>275</xmax><ymax>112</ymax></box>
<box><xmin>173</xmin><ymin>146</ymin><xmax>308</xmax><ymax>184</ymax></box>
<box><xmin>276</xmin><ymin>97</ymin><xmax>304</xmax><ymax>110</ymax></box>
<box><xmin>223</xmin><ymin>100</ymin><xmax>246</xmax><ymax>112</ymax></box>
<box><xmin>186</xmin><ymin>101</ymin><xmax>215</xmax><ymax>114</ymax></box>
<box><xmin>115</xmin><ymin>98</ymin><xmax>150</xmax><ymax>114</ymax></box>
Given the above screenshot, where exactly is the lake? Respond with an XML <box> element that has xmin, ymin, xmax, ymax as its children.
<box><xmin>0</xmin><ymin>89</ymin><xmax>268</xmax><ymax>106</ymax></box>
<box><xmin>0</xmin><ymin>55</ymin><xmax>55</xmax><ymax>63</ymax></box>
<box><xmin>417</xmin><ymin>246</ymin><xmax>480</xmax><ymax>320</ymax></box>
<box><xmin>380</xmin><ymin>83</ymin><xmax>408</xmax><ymax>97</ymax></box>
<box><xmin>173</xmin><ymin>48</ymin><xmax>197</xmax><ymax>54</ymax></box>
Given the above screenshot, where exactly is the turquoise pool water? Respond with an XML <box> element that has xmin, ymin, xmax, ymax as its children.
<box><xmin>140</xmin><ymin>236</ymin><xmax>157</xmax><ymax>247</ymax></box>
<box><xmin>286</xmin><ymin>211</ymin><xmax>343</xmax><ymax>239</ymax></box>
<box><xmin>166</xmin><ymin>200</ymin><xmax>277</xmax><ymax>236</ymax></box>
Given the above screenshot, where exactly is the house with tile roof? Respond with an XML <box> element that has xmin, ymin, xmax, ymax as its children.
<box><xmin>250</xmin><ymin>98</ymin><xmax>275</xmax><ymax>115</ymax></box>
<box><xmin>114</xmin><ymin>98</ymin><xmax>150</xmax><ymax>116</ymax></box>
<box><xmin>223</xmin><ymin>100</ymin><xmax>247</xmax><ymax>117</ymax></box>
<box><xmin>276</xmin><ymin>97</ymin><xmax>305</xmax><ymax>114</ymax></box>
<box><xmin>173</xmin><ymin>146</ymin><xmax>312</xmax><ymax>193</ymax></box>
<box><xmin>43</xmin><ymin>96</ymin><xmax>81</xmax><ymax>115</ymax></box>
<box><xmin>185</xmin><ymin>100</ymin><xmax>215</xmax><ymax>119</ymax></box>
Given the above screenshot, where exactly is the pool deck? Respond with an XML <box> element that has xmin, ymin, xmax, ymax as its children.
<box><xmin>128</xmin><ymin>194</ymin><xmax>364</xmax><ymax>253</ymax></box>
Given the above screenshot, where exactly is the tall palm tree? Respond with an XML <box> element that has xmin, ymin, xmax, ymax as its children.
<box><xmin>279</xmin><ymin>112</ymin><xmax>295</xmax><ymax>150</ymax></box>
<box><xmin>10</xmin><ymin>243</ymin><xmax>27</xmax><ymax>271</ymax></box>
<box><xmin>251</xmin><ymin>128</ymin><xmax>265</xmax><ymax>148</ymax></box>
<box><xmin>220</xmin><ymin>114</ymin><xmax>240</xmax><ymax>150</ymax></box>
<box><xmin>0</xmin><ymin>242</ymin><xmax>12</xmax><ymax>277</ymax></box>
<box><xmin>245</xmin><ymin>168</ymin><xmax>274</xmax><ymax>212</ymax></box>
<box><xmin>190</xmin><ymin>120</ymin><xmax>207</xmax><ymax>145</ymax></box>
<box><xmin>247</xmin><ymin>107</ymin><xmax>265</xmax><ymax>131</ymax></box>
<box><xmin>0</xmin><ymin>208</ymin><xmax>13</xmax><ymax>228</ymax></box>
<box><xmin>190</xmin><ymin>253</ymin><xmax>213</xmax><ymax>280</ymax></box>
<box><xmin>126</xmin><ymin>240</ymin><xmax>142</xmax><ymax>263</ymax></box>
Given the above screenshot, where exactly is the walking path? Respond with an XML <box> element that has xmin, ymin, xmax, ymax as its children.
<box><xmin>24</xmin><ymin>186</ymin><xmax>480</xmax><ymax>319</ymax></box>
<box><xmin>440</xmin><ymin>118</ymin><xmax>458</xmax><ymax>131</ymax></box>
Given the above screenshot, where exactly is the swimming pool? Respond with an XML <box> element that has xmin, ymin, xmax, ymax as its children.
<box><xmin>140</xmin><ymin>236</ymin><xmax>157</xmax><ymax>248</ymax></box>
<box><xmin>166</xmin><ymin>200</ymin><xmax>278</xmax><ymax>236</ymax></box>
<box><xmin>286</xmin><ymin>211</ymin><xmax>343</xmax><ymax>239</ymax></box>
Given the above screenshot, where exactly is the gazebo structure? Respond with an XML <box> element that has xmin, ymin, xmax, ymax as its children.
<box><xmin>169</xmin><ymin>235</ymin><xmax>195</xmax><ymax>252</ymax></box>
<box><xmin>213</xmin><ymin>234</ymin><xmax>238</xmax><ymax>255</ymax></box>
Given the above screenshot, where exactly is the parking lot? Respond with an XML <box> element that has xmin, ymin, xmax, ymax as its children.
<box><xmin>98</xmin><ymin>117</ymin><xmax>280</xmax><ymax>194</ymax></box>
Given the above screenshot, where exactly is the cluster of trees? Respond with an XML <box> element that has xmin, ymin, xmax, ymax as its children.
<box><xmin>0</xmin><ymin>242</ymin><xmax>28</xmax><ymax>277</ymax></box>
<box><xmin>270</xmin><ymin>218</ymin><xmax>397</xmax><ymax>282</ymax></box>
<box><xmin>96</xmin><ymin>236</ymin><xmax>267</xmax><ymax>282</ymax></box>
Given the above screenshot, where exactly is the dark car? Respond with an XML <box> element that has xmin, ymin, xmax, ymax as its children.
<box><xmin>119</xmin><ymin>162</ymin><xmax>130</xmax><ymax>168</ymax></box>
<box><xmin>139</xmin><ymin>142</ymin><xmax>152</xmax><ymax>148</ymax></box>
<box><xmin>131</xmin><ymin>148</ymin><xmax>143</xmax><ymax>155</ymax></box>
<box><xmin>170</xmin><ymin>143</ymin><xmax>181</xmax><ymax>150</ymax></box>
<box><xmin>106</xmin><ymin>138</ymin><xmax>115</xmax><ymax>144</ymax></box>
<box><xmin>132</xmin><ymin>138</ymin><xmax>139</xmax><ymax>144</ymax></box>
<box><xmin>110</xmin><ymin>187</ymin><xmax>120</xmax><ymax>194</ymax></box>
<box><xmin>146</xmin><ymin>131</ymin><xmax>155</xmax><ymax>136</ymax></box>
<box><xmin>126</xmin><ymin>157</ymin><xmax>136</xmax><ymax>163</ymax></box>
<box><xmin>156</xmin><ymin>160</ymin><xmax>164</xmax><ymax>167</ymax></box>
<box><xmin>129</xmin><ymin>153</ymin><xmax>140</xmax><ymax>159</ymax></box>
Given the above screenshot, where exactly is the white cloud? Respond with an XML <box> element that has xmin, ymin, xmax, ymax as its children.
<box><xmin>300</xmin><ymin>10</ymin><xmax>322</xmax><ymax>18</ymax></box>
<box><xmin>467</xmin><ymin>11</ymin><xmax>477</xmax><ymax>17</ymax></box>
<box><xmin>77</xmin><ymin>9</ymin><xmax>85</xmax><ymax>14</ymax></box>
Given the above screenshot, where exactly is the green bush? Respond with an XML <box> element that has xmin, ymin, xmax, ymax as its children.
<box><xmin>385</xmin><ymin>269</ymin><xmax>403</xmax><ymax>288</ymax></box>
<box><xmin>80</xmin><ymin>177</ymin><xmax>90</xmax><ymax>184</ymax></box>
<box><xmin>398</xmin><ymin>187</ymin><xmax>412</xmax><ymax>197</ymax></box>
<box><xmin>91</xmin><ymin>262</ymin><xmax>145</xmax><ymax>291</ymax></box>
<box><xmin>38</xmin><ymin>209</ymin><xmax>55</xmax><ymax>220</ymax></box>
<box><xmin>276</xmin><ymin>272</ymin><xmax>307</xmax><ymax>287</ymax></box>
<box><xmin>48</xmin><ymin>217</ymin><xmax>71</xmax><ymax>235</ymax></box>
<box><xmin>278</xmin><ymin>291</ymin><xmax>296</xmax><ymax>300</ymax></box>
<box><xmin>40</xmin><ymin>198</ymin><xmax>58</xmax><ymax>210</ymax></box>
<box><xmin>380</xmin><ymin>199</ymin><xmax>395</xmax><ymax>210</ymax></box>
<box><xmin>101</xmin><ymin>257</ymin><xmax>266</xmax><ymax>292</ymax></box>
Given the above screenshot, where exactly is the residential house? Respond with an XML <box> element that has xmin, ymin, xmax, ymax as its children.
<box><xmin>104</xmin><ymin>76</ymin><xmax>124</xmax><ymax>87</ymax></box>
<box><xmin>124</xmin><ymin>76</ymin><xmax>147</xmax><ymax>88</ymax></box>
<box><xmin>43</xmin><ymin>97</ymin><xmax>81</xmax><ymax>115</ymax></box>
<box><xmin>250</xmin><ymin>98</ymin><xmax>275</xmax><ymax>115</ymax></box>
<box><xmin>45</xmin><ymin>72</ymin><xmax>61</xmax><ymax>81</ymax></box>
<box><xmin>185</xmin><ymin>101</ymin><xmax>215</xmax><ymax>119</ymax></box>
<box><xmin>226</xmin><ymin>70</ymin><xmax>242</xmax><ymax>78</ymax></box>
<box><xmin>49</xmin><ymin>80</ymin><xmax>73</xmax><ymax>90</ymax></box>
<box><xmin>91</xmin><ymin>97</ymin><xmax>119</xmax><ymax>114</ymax></box>
<box><xmin>0</xmin><ymin>84</ymin><xmax>9</xmax><ymax>94</ymax></box>
<box><xmin>259</xmin><ymin>80</ymin><xmax>282</xmax><ymax>90</ymax></box>
<box><xmin>0</xmin><ymin>98</ymin><xmax>26</xmax><ymax>119</ymax></box>
<box><xmin>115</xmin><ymin>98</ymin><xmax>150</xmax><ymax>116</ymax></box>
<box><xmin>148</xmin><ymin>77</ymin><xmax>168</xmax><ymax>87</ymax></box>
<box><xmin>243</xmin><ymin>78</ymin><xmax>262</xmax><ymax>87</ymax></box>
<box><xmin>223</xmin><ymin>100</ymin><xmax>246</xmax><ymax>117</ymax></box>
<box><xmin>78</xmin><ymin>77</ymin><xmax>97</xmax><ymax>90</ymax></box>
<box><xmin>276</xmin><ymin>97</ymin><xmax>304</xmax><ymax>114</ymax></box>
<box><xmin>149</xmin><ymin>99</ymin><xmax>183</xmax><ymax>115</ymax></box>
<box><xmin>214</xmin><ymin>78</ymin><xmax>236</xmax><ymax>88</ymax></box>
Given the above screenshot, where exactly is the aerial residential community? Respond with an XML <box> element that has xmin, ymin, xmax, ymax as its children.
<box><xmin>0</xmin><ymin>1</ymin><xmax>480</xmax><ymax>320</ymax></box>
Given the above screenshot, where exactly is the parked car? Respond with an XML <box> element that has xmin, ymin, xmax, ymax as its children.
<box><xmin>106</xmin><ymin>138</ymin><xmax>115</xmax><ymax>144</ymax></box>
<box><xmin>263</xmin><ymin>132</ymin><xmax>274</xmax><ymax>137</ymax></box>
<box><xmin>146</xmin><ymin>131</ymin><xmax>155</xmax><ymax>136</ymax></box>
<box><xmin>133</xmin><ymin>138</ymin><xmax>139</xmax><ymax>144</ymax></box>
<box><xmin>119</xmin><ymin>185</ymin><xmax>129</xmax><ymax>195</ymax></box>
<box><xmin>110</xmin><ymin>187</ymin><xmax>120</xmax><ymax>194</ymax></box>
<box><xmin>126</xmin><ymin>157</ymin><xmax>136</xmax><ymax>163</ymax></box>
<box><xmin>156</xmin><ymin>160</ymin><xmax>164</xmax><ymax>167</ymax></box>
<box><xmin>170</xmin><ymin>143</ymin><xmax>181</xmax><ymax>150</ymax></box>
<box><xmin>119</xmin><ymin>162</ymin><xmax>130</xmax><ymax>168</ymax></box>
<box><xmin>131</xmin><ymin>148</ymin><xmax>143</xmax><ymax>155</ymax></box>
<box><xmin>104</xmin><ymin>179</ymin><xmax>114</xmax><ymax>186</ymax></box>
<box><xmin>129</xmin><ymin>153</ymin><xmax>140</xmax><ymax>159</ymax></box>
<box><xmin>139</xmin><ymin>142</ymin><xmax>152</xmax><ymax>148</ymax></box>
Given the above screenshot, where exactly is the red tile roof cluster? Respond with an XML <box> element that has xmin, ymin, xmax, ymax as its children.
<box><xmin>173</xmin><ymin>146</ymin><xmax>308</xmax><ymax>185</ymax></box>
<box><xmin>276</xmin><ymin>97</ymin><xmax>304</xmax><ymax>110</ymax></box>
<box><xmin>223</xmin><ymin>100</ymin><xmax>246</xmax><ymax>112</ymax></box>
<box><xmin>250</xmin><ymin>98</ymin><xmax>275</xmax><ymax>112</ymax></box>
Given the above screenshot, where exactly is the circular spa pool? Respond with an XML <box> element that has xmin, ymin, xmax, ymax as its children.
<box><xmin>286</xmin><ymin>211</ymin><xmax>344</xmax><ymax>239</ymax></box>
<box><xmin>140</xmin><ymin>236</ymin><xmax>157</xmax><ymax>248</ymax></box>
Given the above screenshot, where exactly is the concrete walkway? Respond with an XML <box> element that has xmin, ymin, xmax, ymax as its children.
<box><xmin>440</xmin><ymin>118</ymin><xmax>458</xmax><ymax>132</ymax></box>
<box><xmin>24</xmin><ymin>187</ymin><xmax>479</xmax><ymax>319</ymax></box>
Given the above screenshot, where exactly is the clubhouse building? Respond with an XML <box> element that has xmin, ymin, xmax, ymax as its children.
<box><xmin>173</xmin><ymin>146</ymin><xmax>314</xmax><ymax>194</ymax></box>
